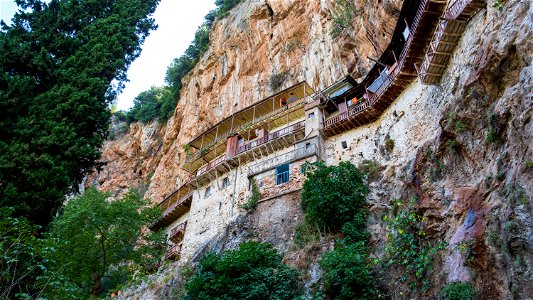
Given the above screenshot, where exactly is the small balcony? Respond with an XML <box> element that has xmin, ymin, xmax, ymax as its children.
<box><xmin>231</xmin><ymin>120</ymin><xmax>306</xmax><ymax>163</ymax></box>
<box><xmin>151</xmin><ymin>190</ymin><xmax>193</xmax><ymax>230</ymax></box>
<box><xmin>165</xmin><ymin>243</ymin><xmax>183</xmax><ymax>261</ymax></box>
<box><xmin>168</xmin><ymin>221</ymin><xmax>187</xmax><ymax>243</ymax></box>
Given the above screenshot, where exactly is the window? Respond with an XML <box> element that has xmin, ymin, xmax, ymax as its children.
<box><xmin>221</xmin><ymin>177</ymin><xmax>229</xmax><ymax>189</ymax></box>
<box><xmin>308</xmin><ymin>112</ymin><xmax>315</xmax><ymax>119</ymax></box>
<box><xmin>341</xmin><ymin>141</ymin><xmax>348</xmax><ymax>149</ymax></box>
<box><xmin>306</xmin><ymin>142</ymin><xmax>311</xmax><ymax>149</ymax></box>
<box><xmin>276</xmin><ymin>163</ymin><xmax>290</xmax><ymax>185</ymax></box>
<box><xmin>402</xmin><ymin>26</ymin><xmax>410</xmax><ymax>40</ymax></box>
<box><xmin>205</xmin><ymin>186</ymin><xmax>211</xmax><ymax>198</ymax></box>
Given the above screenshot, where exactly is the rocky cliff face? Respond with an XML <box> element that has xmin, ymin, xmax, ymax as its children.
<box><xmin>92</xmin><ymin>0</ymin><xmax>533</xmax><ymax>298</ymax></box>
<box><xmin>88</xmin><ymin>0</ymin><xmax>402</xmax><ymax>202</ymax></box>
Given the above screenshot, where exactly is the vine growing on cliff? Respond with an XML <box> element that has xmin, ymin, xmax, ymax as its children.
<box><xmin>384</xmin><ymin>199</ymin><xmax>447</xmax><ymax>292</ymax></box>
<box><xmin>331</xmin><ymin>0</ymin><xmax>355</xmax><ymax>37</ymax></box>
<box><xmin>239</xmin><ymin>178</ymin><xmax>260</xmax><ymax>213</ymax></box>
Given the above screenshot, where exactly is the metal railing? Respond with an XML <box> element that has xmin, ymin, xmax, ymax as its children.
<box><xmin>445</xmin><ymin>0</ymin><xmax>469</xmax><ymax>19</ymax></box>
<box><xmin>248</xmin><ymin>144</ymin><xmax>319</xmax><ymax>176</ymax></box>
<box><xmin>236</xmin><ymin>121</ymin><xmax>305</xmax><ymax>155</ymax></box>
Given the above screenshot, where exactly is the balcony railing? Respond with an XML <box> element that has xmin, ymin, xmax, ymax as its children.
<box><xmin>166</xmin><ymin>244</ymin><xmax>182</xmax><ymax>260</ymax></box>
<box><xmin>321</xmin><ymin>0</ymin><xmax>438</xmax><ymax>132</ymax></box>
<box><xmin>445</xmin><ymin>0</ymin><xmax>469</xmax><ymax>19</ymax></box>
<box><xmin>169</xmin><ymin>221</ymin><xmax>187</xmax><ymax>241</ymax></box>
<box><xmin>236</xmin><ymin>121</ymin><xmax>305</xmax><ymax>155</ymax></box>
<box><xmin>196</xmin><ymin>154</ymin><xmax>226</xmax><ymax>177</ymax></box>
<box><xmin>185</xmin><ymin>97</ymin><xmax>306</xmax><ymax>164</ymax></box>
<box><xmin>161</xmin><ymin>191</ymin><xmax>193</xmax><ymax>219</ymax></box>
<box><xmin>248</xmin><ymin>144</ymin><xmax>319</xmax><ymax>176</ymax></box>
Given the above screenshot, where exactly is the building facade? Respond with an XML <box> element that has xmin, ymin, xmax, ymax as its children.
<box><xmin>151</xmin><ymin>0</ymin><xmax>485</xmax><ymax>262</ymax></box>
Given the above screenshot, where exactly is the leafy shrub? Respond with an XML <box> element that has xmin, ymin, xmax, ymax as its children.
<box><xmin>331</xmin><ymin>0</ymin><xmax>355</xmax><ymax>37</ymax></box>
<box><xmin>384</xmin><ymin>201</ymin><xmax>446</xmax><ymax>291</ymax></box>
<box><xmin>127</xmin><ymin>86</ymin><xmax>173</xmax><ymax>123</ymax></box>
<box><xmin>384</xmin><ymin>137</ymin><xmax>395</xmax><ymax>153</ymax></box>
<box><xmin>340</xmin><ymin>212</ymin><xmax>369</xmax><ymax>244</ymax></box>
<box><xmin>358</xmin><ymin>159</ymin><xmax>383</xmax><ymax>183</ymax></box>
<box><xmin>184</xmin><ymin>241</ymin><xmax>301</xmax><ymax>299</ymax></box>
<box><xmin>269</xmin><ymin>71</ymin><xmax>288</xmax><ymax>91</ymax></box>
<box><xmin>239</xmin><ymin>178</ymin><xmax>260</xmax><ymax>213</ymax></box>
<box><xmin>214</xmin><ymin>0</ymin><xmax>244</xmax><ymax>18</ymax></box>
<box><xmin>0</xmin><ymin>208</ymin><xmax>43</xmax><ymax>299</ymax></box>
<box><xmin>524</xmin><ymin>161</ymin><xmax>533</xmax><ymax>172</ymax></box>
<box><xmin>320</xmin><ymin>241</ymin><xmax>379</xmax><ymax>300</ymax></box>
<box><xmin>293</xmin><ymin>219</ymin><xmax>322</xmax><ymax>248</ymax></box>
<box><xmin>438</xmin><ymin>282</ymin><xmax>476</xmax><ymax>300</ymax></box>
<box><xmin>444</xmin><ymin>111</ymin><xmax>467</xmax><ymax>135</ymax></box>
<box><xmin>486</xmin><ymin>111</ymin><xmax>505</xmax><ymax>144</ymax></box>
<box><xmin>493</xmin><ymin>0</ymin><xmax>506</xmax><ymax>11</ymax></box>
<box><xmin>446</xmin><ymin>139</ymin><xmax>459</xmax><ymax>152</ymax></box>
<box><xmin>301</xmin><ymin>161</ymin><xmax>368</xmax><ymax>232</ymax></box>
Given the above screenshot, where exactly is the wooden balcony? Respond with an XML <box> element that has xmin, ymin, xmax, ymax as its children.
<box><xmin>231</xmin><ymin>120</ymin><xmax>306</xmax><ymax>163</ymax></box>
<box><xmin>183</xmin><ymin>82</ymin><xmax>313</xmax><ymax>173</ymax></box>
<box><xmin>166</xmin><ymin>243</ymin><xmax>182</xmax><ymax>261</ymax></box>
<box><xmin>169</xmin><ymin>221</ymin><xmax>187</xmax><ymax>243</ymax></box>
<box><xmin>248</xmin><ymin>143</ymin><xmax>320</xmax><ymax>177</ymax></box>
<box><xmin>189</xmin><ymin>121</ymin><xmax>306</xmax><ymax>187</ymax></box>
<box><xmin>445</xmin><ymin>0</ymin><xmax>485</xmax><ymax>21</ymax></box>
<box><xmin>185</xmin><ymin>98</ymin><xmax>307</xmax><ymax>165</ymax></box>
<box><xmin>418</xmin><ymin>0</ymin><xmax>485</xmax><ymax>84</ymax></box>
<box><xmin>151</xmin><ymin>190</ymin><xmax>193</xmax><ymax>230</ymax></box>
<box><xmin>321</xmin><ymin>0</ymin><xmax>447</xmax><ymax>138</ymax></box>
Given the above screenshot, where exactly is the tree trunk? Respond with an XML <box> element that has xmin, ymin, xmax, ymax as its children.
<box><xmin>91</xmin><ymin>272</ymin><xmax>101</xmax><ymax>297</ymax></box>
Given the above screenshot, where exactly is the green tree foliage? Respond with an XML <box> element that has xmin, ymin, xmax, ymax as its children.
<box><xmin>184</xmin><ymin>241</ymin><xmax>302</xmax><ymax>299</ymax></box>
<box><xmin>301</xmin><ymin>161</ymin><xmax>369</xmax><ymax>232</ymax></box>
<box><xmin>41</xmin><ymin>188</ymin><xmax>165</xmax><ymax>298</ymax></box>
<box><xmin>0</xmin><ymin>0</ymin><xmax>159</xmax><ymax>227</ymax></box>
<box><xmin>301</xmin><ymin>162</ymin><xmax>379</xmax><ymax>299</ymax></box>
<box><xmin>320</xmin><ymin>241</ymin><xmax>378</xmax><ymax>300</ymax></box>
<box><xmin>214</xmin><ymin>0</ymin><xmax>244</xmax><ymax>18</ymax></box>
<box><xmin>331</xmin><ymin>0</ymin><xmax>355</xmax><ymax>37</ymax></box>
<box><xmin>136</xmin><ymin>0</ymin><xmax>243</xmax><ymax>124</ymax></box>
<box><xmin>0</xmin><ymin>208</ymin><xmax>43</xmax><ymax>300</ymax></box>
<box><xmin>126</xmin><ymin>85</ymin><xmax>173</xmax><ymax>123</ymax></box>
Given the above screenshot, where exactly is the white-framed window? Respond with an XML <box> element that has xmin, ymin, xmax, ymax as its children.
<box><xmin>205</xmin><ymin>186</ymin><xmax>212</xmax><ymax>198</ymax></box>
